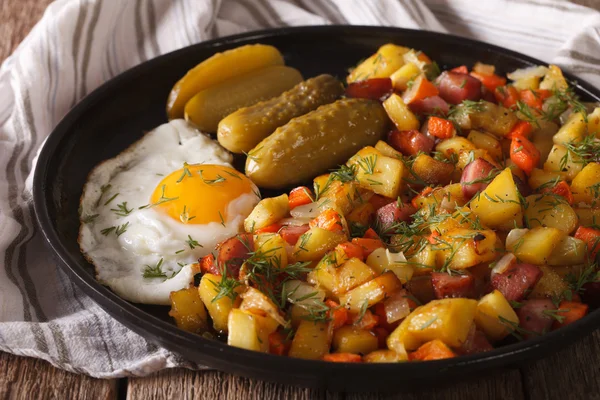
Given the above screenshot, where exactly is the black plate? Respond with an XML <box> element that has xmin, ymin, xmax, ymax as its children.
<box><xmin>33</xmin><ymin>26</ymin><xmax>600</xmax><ymax>391</ymax></box>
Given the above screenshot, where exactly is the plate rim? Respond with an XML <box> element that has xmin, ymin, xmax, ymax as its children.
<box><xmin>32</xmin><ymin>24</ymin><xmax>600</xmax><ymax>388</ymax></box>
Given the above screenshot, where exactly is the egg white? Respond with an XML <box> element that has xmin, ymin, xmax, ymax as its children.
<box><xmin>78</xmin><ymin>119</ymin><xmax>260</xmax><ymax>305</ymax></box>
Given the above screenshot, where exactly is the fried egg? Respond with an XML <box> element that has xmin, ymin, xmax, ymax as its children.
<box><xmin>78</xmin><ymin>119</ymin><xmax>260</xmax><ymax>305</ymax></box>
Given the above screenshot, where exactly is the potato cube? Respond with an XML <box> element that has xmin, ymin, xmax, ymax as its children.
<box><xmin>169</xmin><ymin>286</ymin><xmax>208</xmax><ymax>333</ymax></box>
<box><xmin>364</xmin><ymin>349</ymin><xmax>408</xmax><ymax>363</ymax></box>
<box><xmin>571</xmin><ymin>162</ymin><xmax>600</xmax><ymax>206</ymax></box>
<box><xmin>339</xmin><ymin>271</ymin><xmax>402</xmax><ymax>313</ymax></box>
<box><xmin>528</xmin><ymin>266</ymin><xmax>569</xmax><ymax>299</ymax></box>
<box><xmin>288</xmin><ymin>320</ymin><xmax>333</xmax><ymax>360</ymax></box>
<box><xmin>544</xmin><ymin>144</ymin><xmax>583</xmax><ymax>180</ymax></box>
<box><xmin>387</xmin><ymin>298</ymin><xmax>477</xmax><ymax>351</ymax></box>
<box><xmin>574</xmin><ymin>207</ymin><xmax>600</xmax><ymax>227</ymax></box>
<box><xmin>227</xmin><ymin>309</ymin><xmax>279</xmax><ymax>353</ymax></box>
<box><xmin>254</xmin><ymin>233</ymin><xmax>288</xmax><ymax>268</ymax></box>
<box><xmin>347</xmin><ymin>146</ymin><xmax>405</xmax><ymax>198</ymax></box>
<box><xmin>539</xmin><ymin>65</ymin><xmax>568</xmax><ymax>91</ymax></box>
<box><xmin>528</xmin><ymin>168</ymin><xmax>565</xmax><ymax>190</ymax></box>
<box><xmin>506</xmin><ymin>227</ymin><xmax>566</xmax><ymax>265</ymax></box>
<box><xmin>588</xmin><ymin>107</ymin><xmax>600</xmax><ymax>137</ymax></box>
<box><xmin>348</xmin><ymin>43</ymin><xmax>410</xmax><ymax>83</ymax></box>
<box><xmin>390</xmin><ymin>62</ymin><xmax>422</xmax><ymax>92</ymax></box>
<box><xmin>293</xmin><ymin>227</ymin><xmax>347</xmax><ymax>262</ymax></box>
<box><xmin>467</xmin><ymin>130</ymin><xmax>503</xmax><ymax>161</ymax></box>
<box><xmin>411</xmin><ymin>153</ymin><xmax>455</xmax><ymax>186</ymax></box>
<box><xmin>366</xmin><ymin>247</ymin><xmax>414</xmax><ymax>283</ymax></box>
<box><xmin>313</xmin><ymin>175</ymin><xmax>359</xmax><ymax>215</ymax></box>
<box><xmin>553</xmin><ymin>112</ymin><xmax>587</xmax><ymax>146</ymax></box>
<box><xmin>198</xmin><ymin>273</ymin><xmax>240</xmax><ymax>332</ymax></box>
<box><xmin>383</xmin><ymin>93</ymin><xmax>420</xmax><ymax>131</ymax></box>
<box><xmin>435</xmin><ymin>137</ymin><xmax>476</xmax><ymax>161</ymax></box>
<box><xmin>244</xmin><ymin>194</ymin><xmax>289</xmax><ymax>232</ymax></box>
<box><xmin>375</xmin><ymin>140</ymin><xmax>403</xmax><ymax>159</ymax></box>
<box><xmin>474</xmin><ymin>290</ymin><xmax>519</xmax><ymax>342</ymax></box>
<box><xmin>548</xmin><ymin>236</ymin><xmax>586</xmax><ymax>266</ymax></box>
<box><xmin>435</xmin><ymin>229</ymin><xmax>497</xmax><ymax>270</ymax></box>
<box><xmin>470</xmin><ymin>168</ymin><xmax>523</xmax><ymax>230</ymax></box>
<box><xmin>332</xmin><ymin>326</ymin><xmax>378</xmax><ymax>354</ymax></box>
<box><xmin>333</xmin><ymin>257</ymin><xmax>376</xmax><ymax>295</ymax></box>
<box><xmin>524</xmin><ymin>194</ymin><xmax>578</xmax><ymax>234</ymax></box>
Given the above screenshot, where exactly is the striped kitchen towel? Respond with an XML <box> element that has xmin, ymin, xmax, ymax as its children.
<box><xmin>0</xmin><ymin>0</ymin><xmax>599</xmax><ymax>378</ymax></box>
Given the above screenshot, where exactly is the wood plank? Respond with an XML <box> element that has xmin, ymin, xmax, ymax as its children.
<box><xmin>346</xmin><ymin>369</ymin><xmax>524</xmax><ymax>400</ymax></box>
<box><xmin>126</xmin><ymin>369</ymin><xmax>338</xmax><ymax>400</ymax></box>
<box><xmin>521</xmin><ymin>330</ymin><xmax>600</xmax><ymax>400</ymax></box>
<box><xmin>0</xmin><ymin>351</ymin><xmax>117</xmax><ymax>400</ymax></box>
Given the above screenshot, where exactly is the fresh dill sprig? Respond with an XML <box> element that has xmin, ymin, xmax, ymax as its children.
<box><xmin>111</xmin><ymin>202</ymin><xmax>132</xmax><ymax>217</ymax></box>
<box><xmin>139</xmin><ymin>185</ymin><xmax>179</xmax><ymax>209</ymax></box>
<box><xmin>143</xmin><ymin>258</ymin><xmax>166</xmax><ymax>279</ymax></box>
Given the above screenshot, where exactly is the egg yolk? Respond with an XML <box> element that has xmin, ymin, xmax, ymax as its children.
<box><xmin>151</xmin><ymin>164</ymin><xmax>255</xmax><ymax>224</ymax></box>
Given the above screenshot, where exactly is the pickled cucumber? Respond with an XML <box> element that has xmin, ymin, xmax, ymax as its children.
<box><xmin>245</xmin><ymin>98</ymin><xmax>389</xmax><ymax>189</ymax></box>
<box><xmin>217</xmin><ymin>74</ymin><xmax>344</xmax><ymax>154</ymax></box>
<box><xmin>167</xmin><ymin>44</ymin><xmax>284</xmax><ymax>120</ymax></box>
<box><xmin>184</xmin><ymin>66</ymin><xmax>303</xmax><ymax>133</ymax></box>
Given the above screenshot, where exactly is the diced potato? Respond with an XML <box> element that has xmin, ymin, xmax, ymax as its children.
<box><xmin>513</xmin><ymin>76</ymin><xmax>540</xmax><ymax>90</ymax></box>
<box><xmin>411</xmin><ymin>153</ymin><xmax>455</xmax><ymax>186</ymax></box>
<box><xmin>456</xmin><ymin>149</ymin><xmax>497</xmax><ymax>171</ymax></box>
<box><xmin>524</xmin><ymin>194</ymin><xmax>578</xmax><ymax>234</ymax></box>
<box><xmin>529</xmin><ymin>266</ymin><xmax>569</xmax><ymax>299</ymax></box>
<box><xmin>289</xmin><ymin>303</ymin><xmax>309</xmax><ymax>328</ymax></box>
<box><xmin>530</xmin><ymin>120</ymin><xmax>559</xmax><ymax>164</ymax></box>
<box><xmin>254</xmin><ymin>233</ymin><xmax>288</xmax><ymax>268</ymax></box>
<box><xmin>574</xmin><ymin>207</ymin><xmax>600</xmax><ymax>227</ymax></box>
<box><xmin>227</xmin><ymin>309</ymin><xmax>279</xmax><ymax>352</ymax></box>
<box><xmin>465</xmin><ymin>102</ymin><xmax>519</xmax><ymax>138</ymax></box>
<box><xmin>470</xmin><ymin>168</ymin><xmax>523</xmax><ymax>230</ymax></box>
<box><xmin>347</xmin><ymin>202</ymin><xmax>375</xmax><ymax>227</ymax></box>
<box><xmin>390</xmin><ymin>62</ymin><xmax>422</xmax><ymax>92</ymax></box>
<box><xmin>407</xmin><ymin>244</ymin><xmax>437</xmax><ymax>274</ymax></box>
<box><xmin>539</xmin><ymin>65</ymin><xmax>568</xmax><ymax>91</ymax></box>
<box><xmin>435</xmin><ymin>228</ymin><xmax>497</xmax><ymax>270</ymax></box>
<box><xmin>288</xmin><ymin>320</ymin><xmax>333</xmax><ymax>360</ymax></box>
<box><xmin>544</xmin><ymin>144</ymin><xmax>583</xmax><ymax>180</ymax></box>
<box><xmin>474</xmin><ymin>290</ymin><xmax>519</xmax><ymax>342</ymax></box>
<box><xmin>435</xmin><ymin>137</ymin><xmax>476</xmax><ymax>161</ymax></box>
<box><xmin>375</xmin><ymin>140</ymin><xmax>403</xmax><ymax>159</ymax></box>
<box><xmin>169</xmin><ymin>286</ymin><xmax>208</xmax><ymax>333</ymax></box>
<box><xmin>198</xmin><ymin>273</ymin><xmax>240</xmax><ymax>332</ymax></box>
<box><xmin>445</xmin><ymin>184</ymin><xmax>469</xmax><ymax>208</ymax></box>
<box><xmin>339</xmin><ymin>271</ymin><xmax>402</xmax><ymax>313</ymax></box>
<box><xmin>293</xmin><ymin>227</ymin><xmax>347</xmax><ymax>262</ymax></box>
<box><xmin>506</xmin><ymin>227</ymin><xmax>566</xmax><ymax>265</ymax></box>
<box><xmin>467</xmin><ymin>130</ymin><xmax>503</xmax><ymax>161</ymax></box>
<box><xmin>553</xmin><ymin>112</ymin><xmax>587</xmax><ymax>146</ymax></box>
<box><xmin>313</xmin><ymin>175</ymin><xmax>359</xmax><ymax>215</ymax></box>
<box><xmin>333</xmin><ymin>257</ymin><xmax>376</xmax><ymax>295</ymax></box>
<box><xmin>387</xmin><ymin>298</ymin><xmax>477</xmax><ymax>351</ymax></box>
<box><xmin>227</xmin><ymin>309</ymin><xmax>261</xmax><ymax>351</ymax></box>
<box><xmin>347</xmin><ymin>43</ymin><xmax>410</xmax><ymax>83</ymax></box>
<box><xmin>528</xmin><ymin>168</ymin><xmax>565</xmax><ymax>190</ymax></box>
<box><xmin>308</xmin><ymin>255</ymin><xmax>338</xmax><ymax>296</ymax></box>
<box><xmin>547</xmin><ymin>236</ymin><xmax>587</xmax><ymax>265</ymax></box>
<box><xmin>383</xmin><ymin>94</ymin><xmax>420</xmax><ymax>131</ymax></box>
<box><xmin>571</xmin><ymin>162</ymin><xmax>600</xmax><ymax>205</ymax></box>
<box><xmin>364</xmin><ymin>349</ymin><xmax>408</xmax><ymax>363</ymax></box>
<box><xmin>588</xmin><ymin>107</ymin><xmax>600</xmax><ymax>137</ymax></box>
<box><xmin>332</xmin><ymin>326</ymin><xmax>379</xmax><ymax>354</ymax></box>
<box><xmin>366</xmin><ymin>247</ymin><xmax>414</xmax><ymax>283</ymax></box>
<box><xmin>244</xmin><ymin>194</ymin><xmax>289</xmax><ymax>232</ymax></box>
<box><xmin>347</xmin><ymin>146</ymin><xmax>404</xmax><ymax>198</ymax></box>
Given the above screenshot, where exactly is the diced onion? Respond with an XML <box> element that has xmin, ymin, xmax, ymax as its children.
<box><xmin>402</xmin><ymin>50</ymin><xmax>428</xmax><ymax>70</ymax></box>
<box><xmin>278</xmin><ymin>217</ymin><xmax>312</xmax><ymax>226</ymax></box>
<box><xmin>505</xmin><ymin>228</ymin><xmax>529</xmax><ymax>250</ymax></box>
<box><xmin>240</xmin><ymin>287</ymin><xmax>287</xmax><ymax>326</ymax></box>
<box><xmin>506</xmin><ymin>65</ymin><xmax>548</xmax><ymax>81</ymax></box>
<box><xmin>492</xmin><ymin>252</ymin><xmax>517</xmax><ymax>275</ymax></box>
<box><xmin>386</xmin><ymin>249</ymin><xmax>407</xmax><ymax>265</ymax></box>
<box><xmin>384</xmin><ymin>290</ymin><xmax>410</xmax><ymax>323</ymax></box>
<box><xmin>282</xmin><ymin>280</ymin><xmax>325</xmax><ymax>307</ymax></box>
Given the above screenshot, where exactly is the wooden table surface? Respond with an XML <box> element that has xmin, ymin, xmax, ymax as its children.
<box><xmin>2</xmin><ymin>1</ymin><xmax>600</xmax><ymax>399</ymax></box>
